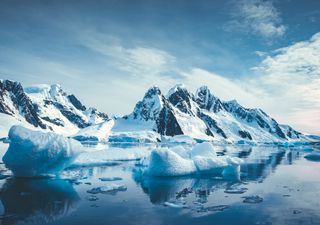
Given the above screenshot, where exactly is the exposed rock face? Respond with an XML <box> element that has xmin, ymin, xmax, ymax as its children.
<box><xmin>156</xmin><ymin>102</ymin><xmax>183</xmax><ymax>136</ymax></box>
<box><xmin>0</xmin><ymin>80</ymin><xmax>47</xmax><ymax>129</ymax></box>
<box><xmin>167</xmin><ymin>84</ymin><xmax>196</xmax><ymax>116</ymax></box>
<box><xmin>125</xmin><ymin>84</ymin><xmax>305</xmax><ymax>142</ymax></box>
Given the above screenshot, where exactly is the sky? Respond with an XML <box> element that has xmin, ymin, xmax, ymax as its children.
<box><xmin>0</xmin><ymin>0</ymin><xmax>319</xmax><ymax>134</ymax></box>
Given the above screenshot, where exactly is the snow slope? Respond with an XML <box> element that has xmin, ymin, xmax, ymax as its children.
<box><xmin>72</xmin><ymin>119</ymin><xmax>114</xmax><ymax>142</ymax></box>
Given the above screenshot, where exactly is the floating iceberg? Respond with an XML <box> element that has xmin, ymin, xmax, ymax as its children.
<box><xmin>144</xmin><ymin>142</ymin><xmax>242</xmax><ymax>177</ymax></box>
<box><xmin>3</xmin><ymin>125</ymin><xmax>83</xmax><ymax>177</ymax></box>
<box><xmin>72</xmin><ymin>119</ymin><xmax>114</xmax><ymax>142</ymax></box>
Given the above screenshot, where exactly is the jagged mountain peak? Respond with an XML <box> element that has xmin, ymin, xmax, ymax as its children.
<box><xmin>166</xmin><ymin>84</ymin><xmax>197</xmax><ymax>116</ymax></box>
<box><xmin>128</xmin><ymin>86</ymin><xmax>165</xmax><ymax>121</ymax></box>
<box><xmin>144</xmin><ymin>86</ymin><xmax>162</xmax><ymax>99</ymax></box>
<box><xmin>195</xmin><ymin>85</ymin><xmax>223</xmax><ymax>113</ymax></box>
<box><xmin>166</xmin><ymin>84</ymin><xmax>188</xmax><ymax>98</ymax></box>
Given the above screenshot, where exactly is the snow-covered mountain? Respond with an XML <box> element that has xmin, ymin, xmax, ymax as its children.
<box><xmin>117</xmin><ymin>84</ymin><xmax>307</xmax><ymax>143</ymax></box>
<box><xmin>0</xmin><ymin>79</ymin><xmax>109</xmax><ymax>136</ymax></box>
<box><xmin>0</xmin><ymin>79</ymin><xmax>311</xmax><ymax>143</ymax></box>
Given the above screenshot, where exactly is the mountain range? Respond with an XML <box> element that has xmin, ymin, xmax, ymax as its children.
<box><xmin>0</xmin><ymin>79</ymin><xmax>311</xmax><ymax>143</ymax></box>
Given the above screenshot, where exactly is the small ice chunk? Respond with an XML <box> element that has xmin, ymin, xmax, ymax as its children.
<box><xmin>87</xmin><ymin>184</ymin><xmax>127</xmax><ymax>195</ymax></box>
<box><xmin>2</xmin><ymin>125</ymin><xmax>83</xmax><ymax>177</ymax></box>
<box><xmin>86</xmin><ymin>195</ymin><xmax>99</xmax><ymax>201</ymax></box>
<box><xmin>242</xmin><ymin>195</ymin><xmax>263</xmax><ymax>204</ymax></box>
<box><xmin>224</xmin><ymin>185</ymin><xmax>248</xmax><ymax>194</ymax></box>
<box><xmin>304</xmin><ymin>153</ymin><xmax>320</xmax><ymax>162</ymax></box>
<box><xmin>164</xmin><ymin>201</ymin><xmax>188</xmax><ymax>208</ymax></box>
<box><xmin>205</xmin><ymin>205</ymin><xmax>229</xmax><ymax>212</ymax></box>
<box><xmin>99</xmin><ymin>177</ymin><xmax>122</xmax><ymax>182</ymax></box>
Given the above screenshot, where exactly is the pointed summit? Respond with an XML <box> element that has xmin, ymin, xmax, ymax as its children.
<box><xmin>129</xmin><ymin>86</ymin><xmax>165</xmax><ymax>121</ymax></box>
<box><xmin>166</xmin><ymin>84</ymin><xmax>196</xmax><ymax>116</ymax></box>
<box><xmin>195</xmin><ymin>86</ymin><xmax>223</xmax><ymax>113</ymax></box>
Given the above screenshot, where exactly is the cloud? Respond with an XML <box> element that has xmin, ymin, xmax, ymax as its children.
<box><xmin>75</xmin><ymin>32</ymin><xmax>176</xmax><ymax>78</ymax></box>
<box><xmin>250</xmin><ymin>32</ymin><xmax>320</xmax><ymax>134</ymax></box>
<box><xmin>229</xmin><ymin>0</ymin><xmax>286</xmax><ymax>38</ymax></box>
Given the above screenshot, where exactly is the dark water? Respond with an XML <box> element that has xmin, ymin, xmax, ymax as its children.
<box><xmin>0</xmin><ymin>143</ymin><xmax>320</xmax><ymax>225</ymax></box>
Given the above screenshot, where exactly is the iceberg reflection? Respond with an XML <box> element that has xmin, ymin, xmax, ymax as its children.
<box><xmin>0</xmin><ymin>178</ymin><xmax>79</xmax><ymax>225</ymax></box>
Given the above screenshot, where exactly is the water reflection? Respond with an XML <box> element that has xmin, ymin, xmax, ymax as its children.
<box><xmin>0</xmin><ymin>178</ymin><xmax>79</xmax><ymax>225</ymax></box>
<box><xmin>133</xmin><ymin>146</ymin><xmax>302</xmax><ymax>208</ymax></box>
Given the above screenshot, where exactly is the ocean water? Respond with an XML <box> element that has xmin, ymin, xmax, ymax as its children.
<box><xmin>0</xmin><ymin>142</ymin><xmax>320</xmax><ymax>225</ymax></box>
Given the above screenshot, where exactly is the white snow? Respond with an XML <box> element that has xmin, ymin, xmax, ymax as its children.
<box><xmin>2</xmin><ymin>125</ymin><xmax>83</xmax><ymax>177</ymax></box>
<box><xmin>144</xmin><ymin>142</ymin><xmax>242</xmax><ymax>177</ymax></box>
<box><xmin>147</xmin><ymin>148</ymin><xmax>198</xmax><ymax>176</ymax></box>
<box><xmin>0</xmin><ymin>113</ymin><xmax>36</xmax><ymax>138</ymax></box>
<box><xmin>72</xmin><ymin>119</ymin><xmax>114</xmax><ymax>142</ymax></box>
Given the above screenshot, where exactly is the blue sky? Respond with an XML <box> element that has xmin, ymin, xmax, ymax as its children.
<box><xmin>0</xmin><ymin>0</ymin><xmax>320</xmax><ymax>134</ymax></box>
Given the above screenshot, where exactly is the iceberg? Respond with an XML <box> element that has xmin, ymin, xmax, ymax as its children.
<box><xmin>147</xmin><ymin>148</ymin><xmax>197</xmax><ymax>176</ymax></box>
<box><xmin>72</xmin><ymin>119</ymin><xmax>114</xmax><ymax>142</ymax></box>
<box><xmin>144</xmin><ymin>142</ymin><xmax>242</xmax><ymax>177</ymax></box>
<box><xmin>3</xmin><ymin>125</ymin><xmax>83</xmax><ymax>177</ymax></box>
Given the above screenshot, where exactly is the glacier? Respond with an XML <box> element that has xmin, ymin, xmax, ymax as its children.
<box><xmin>2</xmin><ymin>125</ymin><xmax>83</xmax><ymax>177</ymax></box>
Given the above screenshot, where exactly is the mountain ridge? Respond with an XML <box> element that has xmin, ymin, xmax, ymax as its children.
<box><xmin>0</xmin><ymin>79</ymin><xmax>312</xmax><ymax>143</ymax></box>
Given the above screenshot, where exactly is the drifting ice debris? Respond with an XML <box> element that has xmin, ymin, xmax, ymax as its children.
<box><xmin>164</xmin><ymin>201</ymin><xmax>188</xmax><ymax>208</ymax></box>
<box><xmin>146</xmin><ymin>142</ymin><xmax>242</xmax><ymax>177</ymax></box>
<box><xmin>197</xmin><ymin>205</ymin><xmax>229</xmax><ymax>213</ymax></box>
<box><xmin>304</xmin><ymin>153</ymin><xmax>320</xmax><ymax>162</ymax></box>
<box><xmin>87</xmin><ymin>184</ymin><xmax>127</xmax><ymax>195</ymax></box>
<box><xmin>86</xmin><ymin>195</ymin><xmax>99</xmax><ymax>201</ymax></box>
<box><xmin>2</xmin><ymin>125</ymin><xmax>83</xmax><ymax>177</ymax></box>
<box><xmin>99</xmin><ymin>177</ymin><xmax>123</xmax><ymax>182</ymax></box>
<box><xmin>242</xmin><ymin>195</ymin><xmax>263</xmax><ymax>204</ymax></box>
<box><xmin>224</xmin><ymin>186</ymin><xmax>248</xmax><ymax>194</ymax></box>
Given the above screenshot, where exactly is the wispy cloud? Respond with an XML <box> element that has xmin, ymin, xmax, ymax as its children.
<box><xmin>228</xmin><ymin>0</ymin><xmax>286</xmax><ymax>38</ymax></box>
<box><xmin>250</xmin><ymin>32</ymin><xmax>320</xmax><ymax>134</ymax></box>
<box><xmin>76</xmin><ymin>32</ymin><xmax>176</xmax><ymax>78</ymax></box>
